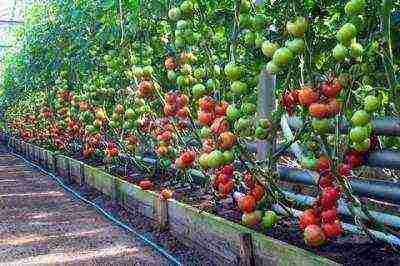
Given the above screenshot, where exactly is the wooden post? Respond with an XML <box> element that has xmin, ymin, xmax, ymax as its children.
<box><xmin>239</xmin><ymin>232</ymin><xmax>255</xmax><ymax>266</ymax></box>
<box><xmin>257</xmin><ymin>70</ymin><xmax>276</xmax><ymax>162</ymax></box>
<box><xmin>53</xmin><ymin>154</ymin><xmax>58</xmax><ymax>174</ymax></box>
<box><xmin>154</xmin><ymin>196</ymin><xmax>169</xmax><ymax>231</ymax></box>
<box><xmin>66</xmin><ymin>158</ymin><xmax>72</xmax><ymax>184</ymax></box>
<box><xmin>79</xmin><ymin>162</ymin><xmax>86</xmax><ymax>187</ymax></box>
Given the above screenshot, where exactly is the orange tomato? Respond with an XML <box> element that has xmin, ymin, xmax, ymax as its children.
<box><xmin>298</xmin><ymin>86</ymin><xmax>319</xmax><ymax>106</ymax></box>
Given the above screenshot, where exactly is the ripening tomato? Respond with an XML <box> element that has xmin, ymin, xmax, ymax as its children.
<box><xmin>139</xmin><ymin>180</ymin><xmax>153</xmax><ymax>190</ymax></box>
<box><xmin>316</xmin><ymin>155</ymin><xmax>332</xmax><ymax>173</ymax></box>
<box><xmin>199</xmin><ymin>97</ymin><xmax>215</xmax><ymax>112</ymax></box>
<box><xmin>165</xmin><ymin>57</ymin><xmax>176</xmax><ymax>70</ymax></box>
<box><xmin>244</xmin><ymin>172</ymin><xmax>255</xmax><ymax>189</ymax></box>
<box><xmin>338</xmin><ymin>163</ymin><xmax>352</xmax><ymax>176</ymax></box>
<box><xmin>218</xmin><ymin>180</ymin><xmax>234</xmax><ymax>195</ymax></box>
<box><xmin>304</xmin><ymin>225</ymin><xmax>326</xmax><ymax>247</ymax></box>
<box><xmin>238</xmin><ymin>195</ymin><xmax>256</xmax><ymax>213</ymax></box>
<box><xmin>181</xmin><ymin>151</ymin><xmax>196</xmax><ymax>165</ymax></box>
<box><xmin>298</xmin><ymin>87</ymin><xmax>319</xmax><ymax>106</ymax></box>
<box><xmin>299</xmin><ymin>209</ymin><xmax>318</xmax><ymax>230</ymax></box>
<box><xmin>219</xmin><ymin>131</ymin><xmax>237</xmax><ymax>150</ymax></box>
<box><xmin>326</xmin><ymin>98</ymin><xmax>342</xmax><ymax>115</ymax></box>
<box><xmin>161</xmin><ymin>189</ymin><xmax>173</xmax><ymax>199</ymax></box>
<box><xmin>177</xmin><ymin>107</ymin><xmax>190</xmax><ymax>119</ymax></box>
<box><xmin>322</xmin><ymin>222</ymin><xmax>343</xmax><ymax>238</ymax></box>
<box><xmin>320</xmin><ymin>187</ymin><xmax>340</xmax><ymax>210</ymax></box>
<box><xmin>215</xmin><ymin>101</ymin><xmax>229</xmax><ymax>116</ymax></box>
<box><xmin>242</xmin><ymin>210</ymin><xmax>262</xmax><ymax>226</ymax></box>
<box><xmin>251</xmin><ymin>184</ymin><xmax>265</xmax><ymax>202</ymax></box>
<box><xmin>177</xmin><ymin>94</ymin><xmax>189</xmax><ymax>108</ymax></box>
<box><xmin>321</xmin><ymin>81</ymin><xmax>342</xmax><ymax>98</ymax></box>
<box><xmin>165</xmin><ymin>92</ymin><xmax>177</xmax><ymax>104</ymax></box>
<box><xmin>309</xmin><ymin>103</ymin><xmax>329</xmax><ymax>118</ymax></box>
<box><xmin>198</xmin><ymin>111</ymin><xmax>214</xmax><ymax>126</ymax></box>
<box><xmin>211</xmin><ymin>117</ymin><xmax>230</xmax><ymax>135</ymax></box>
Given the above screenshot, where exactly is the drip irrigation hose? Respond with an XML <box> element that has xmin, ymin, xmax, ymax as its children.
<box><xmin>9</xmin><ymin>149</ymin><xmax>182</xmax><ymax>266</ymax></box>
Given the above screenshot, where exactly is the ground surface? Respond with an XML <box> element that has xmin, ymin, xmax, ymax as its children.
<box><xmin>0</xmin><ymin>146</ymin><xmax>172</xmax><ymax>266</ymax></box>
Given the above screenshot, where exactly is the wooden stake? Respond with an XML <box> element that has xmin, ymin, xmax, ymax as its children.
<box><xmin>239</xmin><ymin>232</ymin><xmax>255</xmax><ymax>266</ymax></box>
<box><xmin>155</xmin><ymin>196</ymin><xmax>169</xmax><ymax>231</ymax></box>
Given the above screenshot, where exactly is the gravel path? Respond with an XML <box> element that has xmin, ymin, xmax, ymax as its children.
<box><xmin>0</xmin><ymin>149</ymin><xmax>172</xmax><ymax>266</ymax></box>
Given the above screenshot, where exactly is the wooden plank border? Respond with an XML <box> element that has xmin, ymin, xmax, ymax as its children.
<box><xmin>10</xmin><ymin>140</ymin><xmax>339</xmax><ymax>266</ymax></box>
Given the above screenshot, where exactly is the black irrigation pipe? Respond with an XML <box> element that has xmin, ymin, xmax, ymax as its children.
<box><xmin>287</xmin><ymin>116</ymin><xmax>400</xmax><ymax>137</ymax></box>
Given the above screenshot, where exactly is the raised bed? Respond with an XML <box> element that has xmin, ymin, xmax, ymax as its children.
<box><xmin>6</xmin><ymin>137</ymin><xmax>338</xmax><ymax>266</ymax></box>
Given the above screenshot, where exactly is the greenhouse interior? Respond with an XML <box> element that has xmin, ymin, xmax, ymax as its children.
<box><xmin>0</xmin><ymin>0</ymin><xmax>399</xmax><ymax>265</ymax></box>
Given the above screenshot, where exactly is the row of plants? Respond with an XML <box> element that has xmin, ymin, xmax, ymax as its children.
<box><xmin>1</xmin><ymin>0</ymin><xmax>399</xmax><ymax>260</ymax></box>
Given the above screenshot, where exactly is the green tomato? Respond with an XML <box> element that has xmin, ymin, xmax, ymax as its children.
<box><xmin>272</xmin><ymin>48</ymin><xmax>293</xmax><ymax>66</ymax></box>
<box><xmin>194</xmin><ymin>68</ymin><xmax>206</xmax><ymax>80</ymax></box>
<box><xmin>312</xmin><ymin>118</ymin><xmax>331</xmax><ymax>134</ymax></box>
<box><xmin>241</xmin><ymin>102</ymin><xmax>256</xmax><ymax>115</ymax></box>
<box><xmin>285</xmin><ymin>38</ymin><xmax>305</xmax><ymax>54</ymax></box>
<box><xmin>180</xmin><ymin>1</ymin><xmax>194</xmax><ymax>16</ymax></box>
<box><xmin>207</xmin><ymin>150</ymin><xmax>224</xmax><ymax>168</ymax></box>
<box><xmin>265</xmin><ymin>61</ymin><xmax>281</xmax><ymax>74</ymax></box>
<box><xmin>85</xmin><ymin>125</ymin><xmax>96</xmax><ymax>134</ymax></box>
<box><xmin>254</xmin><ymin>14</ymin><xmax>268</xmax><ymax>30</ymax></box>
<box><xmin>353</xmin><ymin>138</ymin><xmax>370</xmax><ymax>152</ymax></box>
<box><xmin>350</xmin><ymin>42</ymin><xmax>364</xmax><ymax>58</ymax></box>
<box><xmin>82</xmin><ymin>111</ymin><xmax>94</xmax><ymax>123</ymax></box>
<box><xmin>300</xmin><ymin>156</ymin><xmax>317</xmax><ymax>170</ymax></box>
<box><xmin>351</xmin><ymin>110</ymin><xmax>370</xmax><ymax>126</ymax></box>
<box><xmin>261</xmin><ymin>211</ymin><xmax>279</xmax><ymax>230</ymax></box>
<box><xmin>227</xmin><ymin>105</ymin><xmax>241</xmax><ymax>121</ymax></box>
<box><xmin>345</xmin><ymin>0</ymin><xmax>366</xmax><ymax>15</ymax></box>
<box><xmin>109</xmin><ymin>120</ymin><xmax>120</xmax><ymax>129</ymax></box>
<box><xmin>255</xmin><ymin>127</ymin><xmax>268</xmax><ymax>140</ymax></box>
<box><xmin>364</xmin><ymin>95</ymin><xmax>380</xmax><ymax>113</ymax></box>
<box><xmin>258</xmin><ymin>118</ymin><xmax>271</xmax><ymax>129</ymax></box>
<box><xmin>240</xmin><ymin>0</ymin><xmax>251</xmax><ymax>14</ymax></box>
<box><xmin>167</xmin><ymin>70</ymin><xmax>177</xmax><ymax>82</ymax></box>
<box><xmin>181</xmin><ymin>64</ymin><xmax>192</xmax><ymax>75</ymax></box>
<box><xmin>244</xmin><ymin>31</ymin><xmax>256</xmax><ymax>46</ymax></box>
<box><xmin>199</xmin><ymin>126</ymin><xmax>212</xmax><ymax>139</ymax></box>
<box><xmin>349</xmin><ymin>126</ymin><xmax>369</xmax><ymax>143</ymax></box>
<box><xmin>222</xmin><ymin>150</ymin><xmax>235</xmax><ymax>164</ymax></box>
<box><xmin>125</xmin><ymin>108</ymin><xmax>135</xmax><ymax>120</ymax></box>
<box><xmin>261</xmin><ymin>41</ymin><xmax>279</xmax><ymax>57</ymax></box>
<box><xmin>254</xmin><ymin>35</ymin><xmax>264</xmax><ymax>48</ymax></box>
<box><xmin>206</xmin><ymin>79</ymin><xmax>220</xmax><ymax>90</ymax></box>
<box><xmin>192</xmin><ymin>83</ymin><xmax>206</xmax><ymax>98</ymax></box>
<box><xmin>199</xmin><ymin>153</ymin><xmax>209</xmax><ymax>169</ymax></box>
<box><xmin>142</xmin><ymin>66</ymin><xmax>154</xmax><ymax>77</ymax></box>
<box><xmin>286</xmin><ymin>17</ymin><xmax>307</xmax><ymax>37</ymax></box>
<box><xmin>230</xmin><ymin>81</ymin><xmax>248</xmax><ymax>95</ymax></box>
<box><xmin>333</xmin><ymin>44</ymin><xmax>348</xmax><ymax>62</ymax></box>
<box><xmin>176</xmin><ymin>20</ymin><xmax>188</xmax><ymax>30</ymax></box>
<box><xmin>177</xmin><ymin>75</ymin><xmax>190</xmax><ymax>87</ymax></box>
<box><xmin>213</xmin><ymin>65</ymin><xmax>221</xmax><ymax>76</ymax></box>
<box><xmin>224</xmin><ymin>62</ymin><xmax>242</xmax><ymax>81</ymax></box>
<box><xmin>239</xmin><ymin>14</ymin><xmax>252</xmax><ymax>28</ymax></box>
<box><xmin>336</xmin><ymin>23</ymin><xmax>357</xmax><ymax>46</ymax></box>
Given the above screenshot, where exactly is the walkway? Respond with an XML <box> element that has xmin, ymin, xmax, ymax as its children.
<box><xmin>0</xmin><ymin>147</ymin><xmax>171</xmax><ymax>265</ymax></box>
